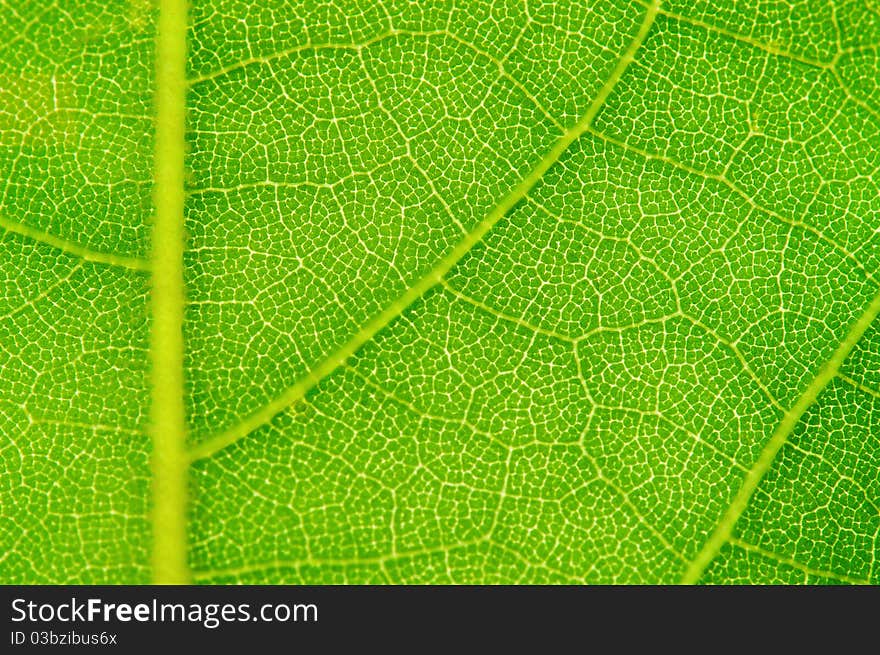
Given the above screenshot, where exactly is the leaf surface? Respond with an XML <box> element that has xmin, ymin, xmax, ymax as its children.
<box><xmin>1</xmin><ymin>0</ymin><xmax>878</xmax><ymax>584</ymax></box>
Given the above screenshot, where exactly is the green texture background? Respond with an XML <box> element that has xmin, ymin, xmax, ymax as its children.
<box><xmin>1</xmin><ymin>0</ymin><xmax>878</xmax><ymax>583</ymax></box>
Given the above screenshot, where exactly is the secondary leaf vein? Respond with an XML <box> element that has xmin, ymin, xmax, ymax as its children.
<box><xmin>0</xmin><ymin>213</ymin><xmax>149</xmax><ymax>272</ymax></box>
<box><xmin>189</xmin><ymin>0</ymin><xmax>663</xmax><ymax>462</ymax></box>
<box><xmin>680</xmin><ymin>287</ymin><xmax>880</xmax><ymax>584</ymax></box>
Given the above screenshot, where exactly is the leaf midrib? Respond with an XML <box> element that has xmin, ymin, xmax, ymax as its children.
<box><xmin>150</xmin><ymin>0</ymin><xmax>189</xmax><ymax>584</ymax></box>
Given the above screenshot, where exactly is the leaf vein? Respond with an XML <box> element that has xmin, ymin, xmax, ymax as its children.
<box><xmin>728</xmin><ymin>537</ymin><xmax>871</xmax><ymax>584</ymax></box>
<box><xmin>680</xmin><ymin>287</ymin><xmax>880</xmax><ymax>583</ymax></box>
<box><xmin>0</xmin><ymin>213</ymin><xmax>149</xmax><ymax>272</ymax></box>
<box><xmin>188</xmin><ymin>0</ymin><xmax>663</xmax><ymax>463</ymax></box>
<box><xmin>585</xmin><ymin>127</ymin><xmax>878</xmax><ymax>285</ymax></box>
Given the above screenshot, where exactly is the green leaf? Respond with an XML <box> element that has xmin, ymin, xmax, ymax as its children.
<box><xmin>1</xmin><ymin>0</ymin><xmax>878</xmax><ymax>584</ymax></box>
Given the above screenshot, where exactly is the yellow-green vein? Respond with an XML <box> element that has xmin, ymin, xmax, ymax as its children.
<box><xmin>188</xmin><ymin>0</ymin><xmax>663</xmax><ymax>463</ymax></box>
<box><xmin>681</xmin><ymin>287</ymin><xmax>880</xmax><ymax>584</ymax></box>
<box><xmin>150</xmin><ymin>0</ymin><xmax>190</xmax><ymax>584</ymax></box>
<box><xmin>0</xmin><ymin>213</ymin><xmax>149</xmax><ymax>272</ymax></box>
